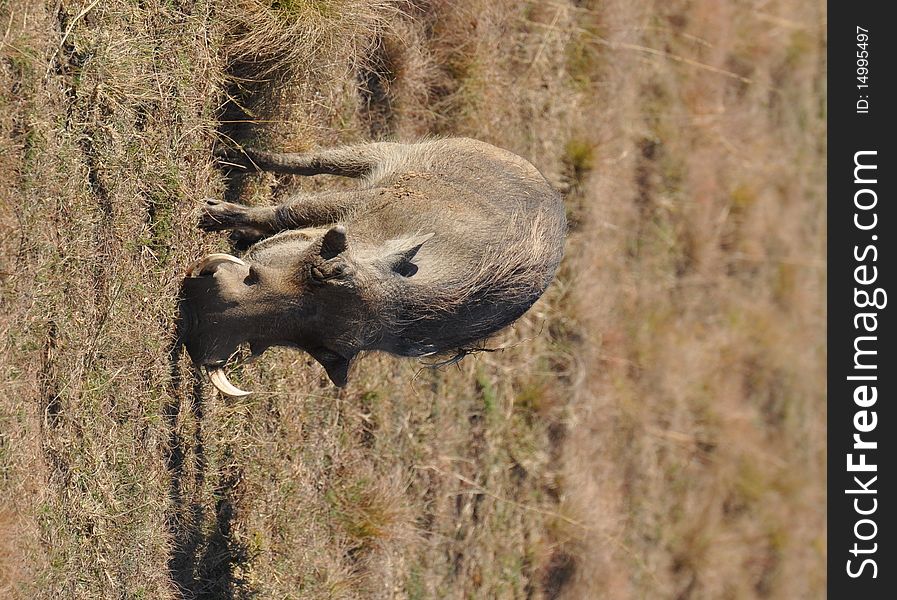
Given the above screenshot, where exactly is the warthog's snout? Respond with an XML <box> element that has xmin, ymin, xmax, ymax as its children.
<box><xmin>181</xmin><ymin>254</ymin><xmax>255</xmax><ymax>397</ymax></box>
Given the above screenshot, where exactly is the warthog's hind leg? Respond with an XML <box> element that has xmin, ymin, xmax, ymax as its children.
<box><xmin>215</xmin><ymin>142</ymin><xmax>400</xmax><ymax>179</ymax></box>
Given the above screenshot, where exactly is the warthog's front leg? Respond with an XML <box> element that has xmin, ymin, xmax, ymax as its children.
<box><xmin>198</xmin><ymin>199</ymin><xmax>261</xmax><ymax>231</ymax></box>
<box><xmin>195</xmin><ymin>199</ymin><xmax>269</xmax><ymax>245</ymax></box>
<box><xmin>198</xmin><ymin>190</ymin><xmax>379</xmax><ymax>235</ymax></box>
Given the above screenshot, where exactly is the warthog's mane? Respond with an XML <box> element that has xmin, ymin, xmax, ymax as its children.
<box><xmin>386</xmin><ymin>192</ymin><xmax>566</xmax><ymax>358</ymax></box>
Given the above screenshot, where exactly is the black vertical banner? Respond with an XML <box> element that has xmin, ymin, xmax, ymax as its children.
<box><xmin>829</xmin><ymin>2</ymin><xmax>894</xmax><ymax>597</ymax></box>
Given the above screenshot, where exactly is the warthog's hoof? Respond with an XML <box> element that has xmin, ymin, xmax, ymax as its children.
<box><xmin>198</xmin><ymin>198</ymin><xmax>251</xmax><ymax>232</ymax></box>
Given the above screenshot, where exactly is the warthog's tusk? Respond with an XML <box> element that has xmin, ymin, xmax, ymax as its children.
<box><xmin>207</xmin><ymin>367</ymin><xmax>252</xmax><ymax>397</ymax></box>
<box><xmin>186</xmin><ymin>253</ymin><xmax>248</xmax><ymax>277</ymax></box>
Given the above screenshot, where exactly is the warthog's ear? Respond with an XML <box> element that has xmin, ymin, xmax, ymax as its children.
<box><xmin>380</xmin><ymin>232</ymin><xmax>434</xmax><ymax>277</ymax></box>
<box><xmin>307</xmin><ymin>347</ymin><xmax>354</xmax><ymax>387</ymax></box>
<box><xmin>319</xmin><ymin>225</ymin><xmax>348</xmax><ymax>258</ymax></box>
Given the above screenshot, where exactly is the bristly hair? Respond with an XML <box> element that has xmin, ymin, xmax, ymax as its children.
<box><xmin>386</xmin><ymin>197</ymin><xmax>565</xmax><ymax>357</ymax></box>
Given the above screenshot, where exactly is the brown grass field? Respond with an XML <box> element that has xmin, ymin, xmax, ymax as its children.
<box><xmin>0</xmin><ymin>0</ymin><xmax>826</xmax><ymax>598</ymax></box>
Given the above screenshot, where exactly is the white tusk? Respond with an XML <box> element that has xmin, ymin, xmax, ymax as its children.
<box><xmin>207</xmin><ymin>367</ymin><xmax>252</xmax><ymax>397</ymax></box>
<box><xmin>186</xmin><ymin>253</ymin><xmax>248</xmax><ymax>277</ymax></box>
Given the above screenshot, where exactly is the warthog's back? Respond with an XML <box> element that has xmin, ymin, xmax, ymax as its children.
<box><xmin>350</xmin><ymin>138</ymin><xmax>567</xmax><ymax>357</ymax></box>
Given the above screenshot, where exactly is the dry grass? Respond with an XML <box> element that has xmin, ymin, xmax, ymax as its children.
<box><xmin>1</xmin><ymin>0</ymin><xmax>825</xmax><ymax>598</ymax></box>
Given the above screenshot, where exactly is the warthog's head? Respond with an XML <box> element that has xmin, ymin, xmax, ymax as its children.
<box><xmin>179</xmin><ymin>225</ymin><xmax>431</xmax><ymax>395</ymax></box>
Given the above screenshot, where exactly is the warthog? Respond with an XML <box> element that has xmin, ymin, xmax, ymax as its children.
<box><xmin>181</xmin><ymin>138</ymin><xmax>566</xmax><ymax>396</ymax></box>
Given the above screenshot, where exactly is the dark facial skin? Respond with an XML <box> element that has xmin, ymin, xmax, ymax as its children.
<box><xmin>180</xmin><ymin>227</ymin><xmax>374</xmax><ymax>386</ymax></box>
<box><xmin>181</xmin><ymin>260</ymin><xmax>291</xmax><ymax>367</ymax></box>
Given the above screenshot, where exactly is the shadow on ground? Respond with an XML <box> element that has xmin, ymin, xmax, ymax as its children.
<box><xmin>165</xmin><ymin>304</ymin><xmax>251</xmax><ymax>599</ymax></box>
